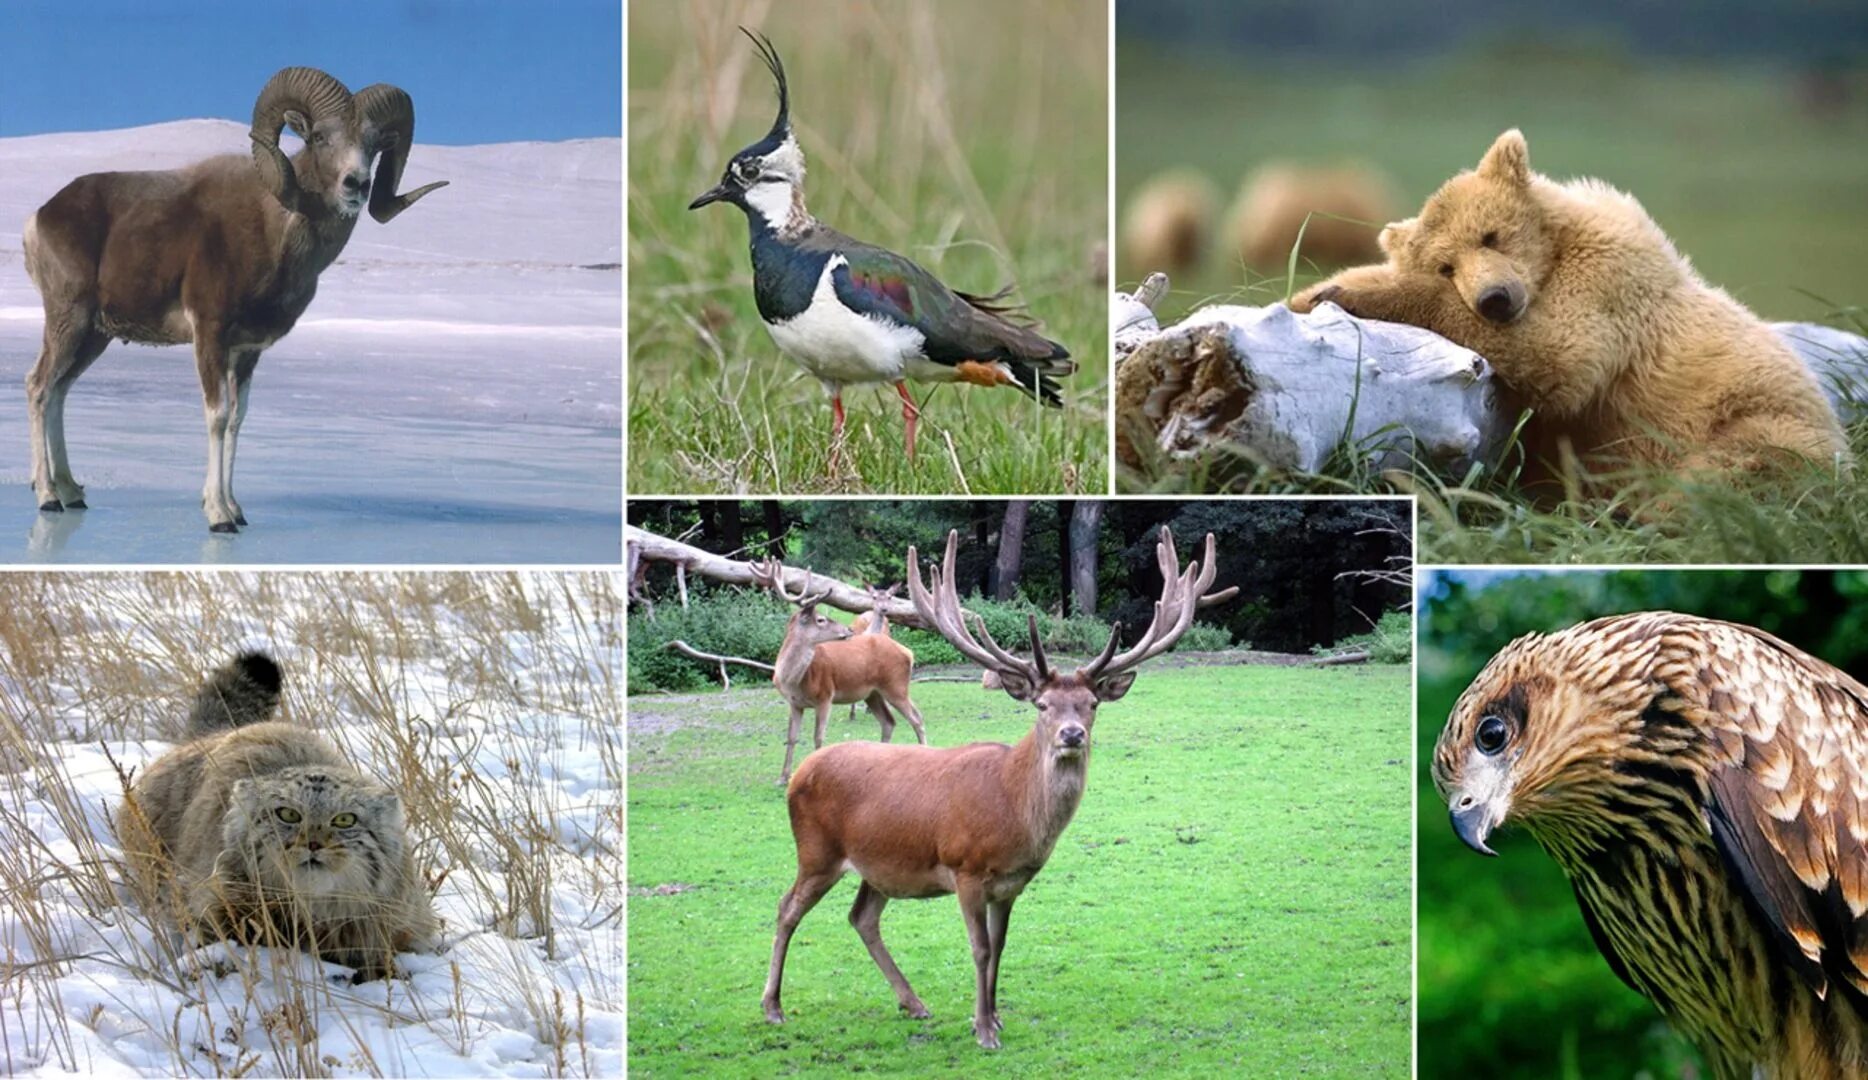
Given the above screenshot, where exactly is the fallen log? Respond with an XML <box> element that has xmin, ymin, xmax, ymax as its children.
<box><xmin>1115</xmin><ymin>274</ymin><xmax>1868</xmax><ymax>478</ymax></box>
<box><xmin>663</xmin><ymin>640</ymin><xmax>774</xmax><ymax>691</ymax></box>
<box><xmin>624</xmin><ymin>524</ymin><xmax>929</xmax><ymax>629</ymax></box>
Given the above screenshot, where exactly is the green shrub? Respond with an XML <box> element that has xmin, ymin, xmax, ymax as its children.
<box><xmin>1175</xmin><ymin>622</ymin><xmax>1235</xmax><ymax>653</ymax></box>
<box><xmin>1317</xmin><ymin>609</ymin><xmax>1412</xmax><ymax>664</ymax></box>
<box><xmin>627</xmin><ymin>589</ymin><xmax>791</xmax><ymax>694</ymax></box>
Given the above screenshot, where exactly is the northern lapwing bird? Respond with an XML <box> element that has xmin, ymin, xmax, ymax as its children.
<box><xmin>688</xmin><ymin>29</ymin><xmax>1075</xmax><ymax>465</ymax></box>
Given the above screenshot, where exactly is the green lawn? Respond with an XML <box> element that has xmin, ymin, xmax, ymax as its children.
<box><xmin>628</xmin><ymin>2</ymin><xmax>1108</xmax><ymax>495</ymax></box>
<box><xmin>1115</xmin><ymin>44</ymin><xmax>1868</xmax><ymax>562</ymax></box>
<box><xmin>627</xmin><ymin>664</ymin><xmax>1412</xmax><ymax>1076</ymax></box>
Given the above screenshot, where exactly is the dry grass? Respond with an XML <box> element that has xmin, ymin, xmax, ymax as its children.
<box><xmin>0</xmin><ymin>572</ymin><xmax>621</xmax><ymax>1077</ymax></box>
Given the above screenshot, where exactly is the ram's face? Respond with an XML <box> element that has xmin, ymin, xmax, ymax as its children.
<box><xmin>290</xmin><ymin>111</ymin><xmax>371</xmax><ymax>218</ymax></box>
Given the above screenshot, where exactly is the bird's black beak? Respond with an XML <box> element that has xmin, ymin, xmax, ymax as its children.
<box><xmin>1449</xmin><ymin>801</ymin><xmax>1499</xmax><ymax>857</ymax></box>
<box><xmin>688</xmin><ymin>183</ymin><xmax>731</xmax><ymax>211</ymax></box>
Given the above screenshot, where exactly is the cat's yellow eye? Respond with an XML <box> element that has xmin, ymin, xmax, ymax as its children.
<box><xmin>274</xmin><ymin>807</ymin><xmax>302</xmax><ymax>824</ymax></box>
<box><xmin>331</xmin><ymin>813</ymin><xmax>358</xmax><ymax>828</ymax></box>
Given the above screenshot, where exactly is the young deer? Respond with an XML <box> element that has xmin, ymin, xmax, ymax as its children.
<box><xmin>750</xmin><ymin>560</ymin><xmax>927</xmax><ymax>782</ymax></box>
<box><xmin>846</xmin><ymin>583</ymin><xmax>900</xmax><ymax>723</ymax></box>
<box><xmin>849</xmin><ymin>583</ymin><xmax>901</xmax><ymax>636</ymax></box>
<box><xmin>762</xmin><ymin>527</ymin><xmax>1235</xmax><ymax>1048</ymax></box>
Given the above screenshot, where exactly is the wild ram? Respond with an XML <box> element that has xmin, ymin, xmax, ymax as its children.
<box><xmin>23</xmin><ymin>66</ymin><xmax>447</xmax><ymax>532</ymax></box>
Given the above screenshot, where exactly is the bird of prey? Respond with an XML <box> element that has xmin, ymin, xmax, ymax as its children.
<box><xmin>1433</xmin><ymin>611</ymin><xmax>1868</xmax><ymax>1079</ymax></box>
<box><xmin>688</xmin><ymin>29</ymin><xmax>1075</xmax><ymax>470</ymax></box>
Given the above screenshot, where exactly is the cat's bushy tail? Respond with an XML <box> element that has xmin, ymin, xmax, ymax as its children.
<box><xmin>186</xmin><ymin>652</ymin><xmax>284</xmax><ymax>736</ymax></box>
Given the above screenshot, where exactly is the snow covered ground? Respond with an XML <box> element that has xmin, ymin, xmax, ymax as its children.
<box><xmin>0</xmin><ymin>572</ymin><xmax>622</xmax><ymax>1077</ymax></box>
<box><xmin>0</xmin><ymin>121</ymin><xmax>621</xmax><ymax>563</ymax></box>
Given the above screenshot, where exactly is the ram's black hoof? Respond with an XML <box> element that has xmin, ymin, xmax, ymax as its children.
<box><xmin>209</xmin><ymin>522</ymin><xmax>240</xmax><ymax>534</ymax></box>
<box><xmin>38</xmin><ymin>500</ymin><xmax>63</xmax><ymax>513</ymax></box>
<box><xmin>65</xmin><ymin>500</ymin><xmax>87</xmax><ymax>510</ymax></box>
<box><xmin>234</xmin><ymin>514</ymin><xmax>248</xmax><ymax>527</ymax></box>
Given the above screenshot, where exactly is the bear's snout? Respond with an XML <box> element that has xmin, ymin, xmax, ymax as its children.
<box><xmin>1476</xmin><ymin>284</ymin><xmax>1524</xmax><ymax>324</ymax></box>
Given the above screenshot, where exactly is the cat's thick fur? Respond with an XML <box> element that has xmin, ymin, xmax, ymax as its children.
<box><xmin>120</xmin><ymin>653</ymin><xmax>438</xmax><ymax>978</ymax></box>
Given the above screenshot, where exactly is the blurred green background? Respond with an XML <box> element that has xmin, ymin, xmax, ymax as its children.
<box><xmin>1418</xmin><ymin>568</ymin><xmax>1868</xmax><ymax>1076</ymax></box>
<box><xmin>629</xmin><ymin>0</ymin><xmax>1108</xmax><ymax>495</ymax></box>
<box><xmin>1116</xmin><ymin>0</ymin><xmax>1868</xmax><ymax>325</ymax></box>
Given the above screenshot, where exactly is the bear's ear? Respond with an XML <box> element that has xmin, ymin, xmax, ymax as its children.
<box><xmin>1378</xmin><ymin>217</ymin><xmax>1417</xmax><ymax>258</ymax></box>
<box><xmin>1478</xmin><ymin>129</ymin><xmax>1530</xmax><ymax>187</ymax></box>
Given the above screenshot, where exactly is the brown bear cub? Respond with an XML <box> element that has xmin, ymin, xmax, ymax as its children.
<box><xmin>1290</xmin><ymin>129</ymin><xmax>1848</xmax><ymax>490</ymax></box>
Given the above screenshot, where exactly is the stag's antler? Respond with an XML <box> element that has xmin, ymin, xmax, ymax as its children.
<box><xmin>1082</xmin><ymin>526</ymin><xmax>1238</xmax><ymax>683</ymax></box>
<box><xmin>908</xmin><ymin>531</ymin><xmax>1047</xmax><ymax>687</ymax></box>
<box><xmin>750</xmin><ymin>557</ymin><xmax>831</xmax><ymax>608</ymax></box>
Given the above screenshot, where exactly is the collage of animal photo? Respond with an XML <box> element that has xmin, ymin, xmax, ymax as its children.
<box><xmin>1</xmin><ymin>0</ymin><xmax>1865</xmax><ymax>1076</ymax></box>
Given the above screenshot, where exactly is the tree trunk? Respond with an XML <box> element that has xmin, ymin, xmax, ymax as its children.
<box><xmin>1070</xmin><ymin>500</ymin><xmax>1104</xmax><ymax>618</ymax></box>
<box><xmin>719</xmin><ymin>500</ymin><xmax>745</xmax><ymax>555</ymax></box>
<box><xmin>973</xmin><ymin>506</ymin><xmax>992</xmax><ymax>597</ymax></box>
<box><xmin>1057</xmin><ymin>500</ymin><xmax>1076</xmax><ymax>615</ymax></box>
<box><xmin>762</xmin><ymin>501</ymin><xmax>787</xmax><ymax>558</ymax></box>
<box><xmin>992</xmin><ymin>500</ymin><xmax>1030</xmax><ymax>600</ymax></box>
<box><xmin>697</xmin><ymin>501</ymin><xmax>719</xmax><ymax>548</ymax></box>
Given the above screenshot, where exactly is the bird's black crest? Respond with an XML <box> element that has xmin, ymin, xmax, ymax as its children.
<box><xmin>739</xmin><ymin>26</ymin><xmax>790</xmax><ymax>144</ymax></box>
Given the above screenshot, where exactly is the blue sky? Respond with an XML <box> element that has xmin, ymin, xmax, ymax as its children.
<box><xmin>0</xmin><ymin>0</ymin><xmax>620</xmax><ymax>143</ymax></box>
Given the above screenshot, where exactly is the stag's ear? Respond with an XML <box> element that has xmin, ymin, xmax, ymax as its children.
<box><xmin>1093</xmin><ymin>672</ymin><xmax>1138</xmax><ymax>702</ymax></box>
<box><xmin>284</xmin><ymin>110</ymin><xmax>311</xmax><ymax>140</ymax></box>
<box><xmin>995</xmin><ymin>671</ymin><xmax>1040</xmax><ymax>702</ymax></box>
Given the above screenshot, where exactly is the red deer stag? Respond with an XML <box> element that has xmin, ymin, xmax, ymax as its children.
<box><xmin>761</xmin><ymin>527</ymin><xmax>1235</xmax><ymax>1048</ymax></box>
<box><xmin>749</xmin><ymin>560</ymin><xmax>927</xmax><ymax>782</ymax></box>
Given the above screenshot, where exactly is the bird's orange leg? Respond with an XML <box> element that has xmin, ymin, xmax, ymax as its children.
<box><xmin>895</xmin><ymin>382</ymin><xmax>921</xmax><ymax>461</ymax></box>
<box><xmin>828</xmin><ymin>392</ymin><xmax>847</xmax><ymax>474</ymax></box>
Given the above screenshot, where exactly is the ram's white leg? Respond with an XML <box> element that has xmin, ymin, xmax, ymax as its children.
<box><xmin>195</xmin><ymin>330</ymin><xmax>239</xmax><ymax>533</ymax></box>
<box><xmin>27</xmin><ymin>324</ymin><xmax>106</xmax><ymax>512</ymax></box>
<box><xmin>201</xmin><ymin>394</ymin><xmax>236</xmax><ymax>532</ymax></box>
<box><xmin>46</xmin><ymin>382</ymin><xmax>85</xmax><ymax>508</ymax></box>
<box><xmin>223</xmin><ymin>351</ymin><xmax>259</xmax><ymax>527</ymax></box>
<box><xmin>26</xmin><ymin>369</ymin><xmax>54</xmax><ymax>510</ymax></box>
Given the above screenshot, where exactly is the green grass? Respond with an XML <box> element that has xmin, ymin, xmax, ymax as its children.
<box><xmin>1416</xmin><ymin>657</ymin><xmax>1702</xmax><ymax>1077</ymax></box>
<box><xmin>627</xmin><ymin>664</ymin><xmax>1411</xmax><ymax>1076</ymax></box>
<box><xmin>1115</xmin><ymin>44</ymin><xmax>1868</xmax><ymax>561</ymax></box>
<box><xmin>628</xmin><ymin>1</ymin><xmax>1108</xmax><ymax>495</ymax></box>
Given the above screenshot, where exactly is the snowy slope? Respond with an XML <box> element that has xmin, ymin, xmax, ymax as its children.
<box><xmin>0</xmin><ymin>121</ymin><xmax>621</xmax><ymax>563</ymax></box>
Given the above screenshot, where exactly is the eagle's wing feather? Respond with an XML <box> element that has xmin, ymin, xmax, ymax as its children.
<box><xmin>1681</xmin><ymin>621</ymin><xmax>1868</xmax><ymax>1015</ymax></box>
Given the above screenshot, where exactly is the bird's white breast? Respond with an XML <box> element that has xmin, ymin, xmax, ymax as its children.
<box><xmin>765</xmin><ymin>256</ymin><xmax>925</xmax><ymax>388</ymax></box>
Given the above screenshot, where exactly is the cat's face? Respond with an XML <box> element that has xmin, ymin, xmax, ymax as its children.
<box><xmin>227</xmin><ymin>767</ymin><xmax>404</xmax><ymax>897</ymax></box>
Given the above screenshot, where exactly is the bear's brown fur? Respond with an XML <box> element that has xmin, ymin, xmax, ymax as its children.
<box><xmin>1290</xmin><ymin>130</ymin><xmax>1848</xmax><ymax>488</ymax></box>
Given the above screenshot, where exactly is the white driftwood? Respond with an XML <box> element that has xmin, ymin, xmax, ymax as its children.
<box><xmin>1117</xmin><ymin>288</ymin><xmax>1497</xmax><ymax>474</ymax></box>
<box><xmin>623</xmin><ymin>524</ymin><xmax>929</xmax><ymax>630</ymax></box>
<box><xmin>1774</xmin><ymin>321</ymin><xmax>1868</xmax><ymax>425</ymax></box>
<box><xmin>1115</xmin><ymin>273</ymin><xmax>1868</xmax><ymax>474</ymax></box>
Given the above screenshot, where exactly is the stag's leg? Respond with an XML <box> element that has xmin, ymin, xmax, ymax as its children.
<box><xmin>762</xmin><ymin>866</ymin><xmax>842</xmax><ymax>1024</ymax></box>
<box><xmin>865</xmin><ymin>692</ymin><xmax>897</xmax><ymax>742</ymax></box>
<box><xmin>848</xmin><ymin>880</ymin><xmax>929</xmax><ymax>1018</ymax></box>
<box><xmin>985</xmin><ymin>897</ymin><xmax>1015</xmax><ymax>1034</ymax></box>
<box><xmin>812</xmin><ymin>700</ymin><xmax>832</xmax><ymax>749</ymax></box>
<box><xmin>194</xmin><ymin>327</ymin><xmax>240</xmax><ymax>533</ymax></box>
<box><xmin>781</xmin><ymin>705</ymin><xmax>805</xmax><ymax>782</ymax></box>
<box><xmin>956</xmin><ymin>878</ymin><xmax>1000</xmax><ymax>1049</ymax></box>
<box><xmin>886</xmin><ymin>691</ymin><xmax>928</xmax><ymax>745</ymax></box>
<box><xmin>221</xmin><ymin>349</ymin><xmax>260</xmax><ymax>527</ymax></box>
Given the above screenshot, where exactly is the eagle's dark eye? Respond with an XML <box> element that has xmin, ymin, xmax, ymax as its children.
<box><xmin>1475</xmin><ymin>715</ymin><xmax>1509</xmax><ymax>755</ymax></box>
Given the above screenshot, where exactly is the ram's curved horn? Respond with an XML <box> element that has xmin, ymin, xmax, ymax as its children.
<box><xmin>250</xmin><ymin>67</ymin><xmax>354</xmax><ymax>211</ymax></box>
<box><xmin>354</xmin><ymin>83</ymin><xmax>449</xmax><ymax>223</ymax></box>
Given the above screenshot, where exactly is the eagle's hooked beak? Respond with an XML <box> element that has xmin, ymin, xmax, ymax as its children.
<box><xmin>688</xmin><ymin>183</ymin><xmax>732</xmax><ymax>210</ymax></box>
<box><xmin>1450</xmin><ymin>799</ymin><xmax>1500</xmax><ymax>856</ymax></box>
<box><xmin>1447</xmin><ymin>757</ymin><xmax>1511</xmax><ymax>857</ymax></box>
